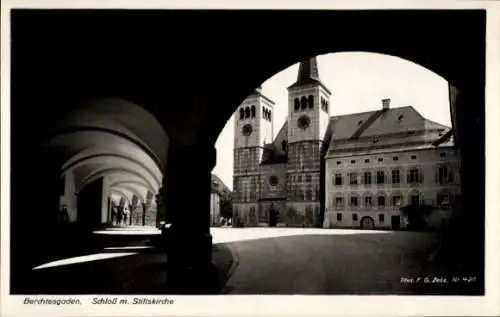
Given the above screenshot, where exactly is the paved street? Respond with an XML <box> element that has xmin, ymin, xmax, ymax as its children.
<box><xmin>20</xmin><ymin>228</ymin><xmax>481</xmax><ymax>295</ymax></box>
<box><xmin>219</xmin><ymin>228</ymin><xmax>443</xmax><ymax>294</ymax></box>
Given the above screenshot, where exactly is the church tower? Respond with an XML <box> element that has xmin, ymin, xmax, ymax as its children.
<box><xmin>286</xmin><ymin>57</ymin><xmax>331</xmax><ymax>227</ymax></box>
<box><xmin>233</xmin><ymin>86</ymin><xmax>275</xmax><ymax>226</ymax></box>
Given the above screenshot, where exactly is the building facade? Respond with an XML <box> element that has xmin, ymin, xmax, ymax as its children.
<box><xmin>210</xmin><ymin>173</ymin><xmax>232</xmax><ymax>227</ymax></box>
<box><xmin>232</xmin><ymin>56</ymin><xmax>459</xmax><ymax>230</ymax></box>
<box><xmin>210</xmin><ymin>191</ymin><xmax>221</xmax><ymax>227</ymax></box>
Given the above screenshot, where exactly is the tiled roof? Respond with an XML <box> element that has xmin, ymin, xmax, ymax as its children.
<box><xmin>248</xmin><ymin>88</ymin><xmax>275</xmax><ymax>105</ymax></box>
<box><xmin>325</xmin><ymin>106</ymin><xmax>452</xmax><ymax>155</ymax></box>
<box><xmin>211</xmin><ymin>173</ymin><xmax>231</xmax><ymax>195</ymax></box>
<box><xmin>261</xmin><ymin>121</ymin><xmax>289</xmax><ymax>165</ymax></box>
<box><xmin>273</xmin><ymin>121</ymin><xmax>288</xmax><ymax>146</ymax></box>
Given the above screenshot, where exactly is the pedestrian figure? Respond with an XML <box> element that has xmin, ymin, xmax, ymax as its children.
<box><xmin>117</xmin><ymin>207</ymin><xmax>123</xmax><ymax>226</ymax></box>
<box><xmin>58</xmin><ymin>204</ymin><xmax>69</xmax><ymax>224</ymax></box>
<box><xmin>123</xmin><ymin>207</ymin><xmax>130</xmax><ymax>226</ymax></box>
<box><xmin>111</xmin><ymin>206</ymin><xmax>118</xmax><ymax>225</ymax></box>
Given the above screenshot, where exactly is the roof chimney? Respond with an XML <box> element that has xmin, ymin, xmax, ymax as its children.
<box><xmin>382</xmin><ymin>98</ymin><xmax>391</xmax><ymax>110</ymax></box>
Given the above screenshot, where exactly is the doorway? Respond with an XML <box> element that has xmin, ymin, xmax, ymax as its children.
<box><xmin>391</xmin><ymin>215</ymin><xmax>401</xmax><ymax>230</ymax></box>
<box><xmin>360</xmin><ymin>216</ymin><xmax>374</xmax><ymax>229</ymax></box>
<box><xmin>269</xmin><ymin>209</ymin><xmax>277</xmax><ymax>227</ymax></box>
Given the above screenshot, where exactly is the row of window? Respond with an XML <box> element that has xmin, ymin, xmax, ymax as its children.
<box><xmin>287</xmin><ymin>186</ymin><xmax>320</xmax><ymax>201</ymax></box>
<box><xmin>290</xmin><ymin>173</ymin><xmax>317</xmax><ymax>183</ymax></box>
<box><xmin>333</xmin><ymin>166</ymin><xmax>453</xmax><ymax>186</ymax></box>
<box><xmin>332</xmin><ymin>192</ymin><xmax>451</xmax><ymax>209</ymax></box>
<box><xmin>238</xmin><ymin>105</ymin><xmax>272</xmax><ymax>121</ymax></box>
<box><xmin>293</xmin><ymin>95</ymin><xmax>314</xmax><ymax>111</ymax></box>
<box><xmin>292</xmin><ymin>95</ymin><xmax>330</xmax><ymax>113</ymax></box>
<box><xmin>336</xmin><ymin>213</ymin><xmax>386</xmax><ymax>223</ymax></box>
<box><xmin>335</xmin><ymin>152</ymin><xmax>447</xmax><ymax>165</ymax></box>
<box><xmin>334</xmin><ymin>169</ymin><xmax>424</xmax><ymax>186</ymax></box>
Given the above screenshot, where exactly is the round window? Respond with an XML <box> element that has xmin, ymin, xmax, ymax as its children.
<box><xmin>297</xmin><ymin>115</ymin><xmax>311</xmax><ymax>129</ymax></box>
<box><xmin>242</xmin><ymin>124</ymin><xmax>253</xmax><ymax>136</ymax></box>
<box><xmin>269</xmin><ymin>175</ymin><xmax>279</xmax><ymax>186</ymax></box>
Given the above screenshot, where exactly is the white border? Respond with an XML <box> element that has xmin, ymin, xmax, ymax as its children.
<box><xmin>1</xmin><ymin>1</ymin><xmax>499</xmax><ymax>317</ymax></box>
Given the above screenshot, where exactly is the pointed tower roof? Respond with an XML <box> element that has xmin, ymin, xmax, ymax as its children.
<box><xmin>287</xmin><ymin>57</ymin><xmax>331</xmax><ymax>94</ymax></box>
<box><xmin>248</xmin><ymin>85</ymin><xmax>275</xmax><ymax>105</ymax></box>
<box><xmin>297</xmin><ymin>58</ymin><xmax>320</xmax><ymax>82</ymax></box>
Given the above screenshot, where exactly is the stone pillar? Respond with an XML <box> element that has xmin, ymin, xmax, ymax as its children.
<box><xmin>447</xmin><ymin>82</ymin><xmax>484</xmax><ymax>282</ymax></box>
<box><xmin>163</xmin><ymin>143</ymin><xmax>217</xmax><ymax>293</ymax></box>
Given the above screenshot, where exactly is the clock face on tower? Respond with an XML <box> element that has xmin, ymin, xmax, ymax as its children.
<box><xmin>242</xmin><ymin>124</ymin><xmax>253</xmax><ymax>136</ymax></box>
<box><xmin>297</xmin><ymin>115</ymin><xmax>311</xmax><ymax>129</ymax></box>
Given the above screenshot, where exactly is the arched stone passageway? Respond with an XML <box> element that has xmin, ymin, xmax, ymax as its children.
<box><xmin>9</xmin><ymin>96</ymin><xmax>169</xmax><ymax>281</ymax></box>
<box><xmin>10</xmin><ymin>9</ymin><xmax>485</xmax><ymax>294</ymax></box>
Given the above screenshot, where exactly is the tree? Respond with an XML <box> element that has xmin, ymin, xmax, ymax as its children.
<box><xmin>399</xmin><ymin>203</ymin><xmax>435</xmax><ymax>231</ymax></box>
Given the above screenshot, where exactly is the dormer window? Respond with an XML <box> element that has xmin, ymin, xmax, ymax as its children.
<box><xmin>358</xmin><ymin>120</ymin><xmax>363</xmax><ymax>126</ymax></box>
<box><xmin>398</xmin><ymin>115</ymin><xmax>404</xmax><ymax>121</ymax></box>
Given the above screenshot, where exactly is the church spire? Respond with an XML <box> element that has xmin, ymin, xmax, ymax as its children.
<box><xmin>297</xmin><ymin>57</ymin><xmax>320</xmax><ymax>83</ymax></box>
<box><xmin>287</xmin><ymin>56</ymin><xmax>329</xmax><ymax>94</ymax></box>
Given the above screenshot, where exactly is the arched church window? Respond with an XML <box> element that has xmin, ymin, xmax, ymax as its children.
<box><xmin>308</xmin><ymin>95</ymin><xmax>314</xmax><ymax>108</ymax></box>
<box><xmin>301</xmin><ymin>96</ymin><xmax>307</xmax><ymax>109</ymax></box>
<box><xmin>294</xmin><ymin>98</ymin><xmax>300</xmax><ymax>111</ymax></box>
<box><xmin>251</xmin><ymin>105</ymin><xmax>256</xmax><ymax>117</ymax></box>
<box><xmin>239</xmin><ymin>108</ymin><xmax>244</xmax><ymax>119</ymax></box>
<box><xmin>245</xmin><ymin>107</ymin><xmax>250</xmax><ymax>118</ymax></box>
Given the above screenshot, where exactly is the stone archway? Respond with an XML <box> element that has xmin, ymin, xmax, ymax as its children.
<box><xmin>10</xmin><ymin>9</ymin><xmax>485</xmax><ymax>294</ymax></box>
<box><xmin>360</xmin><ymin>216</ymin><xmax>375</xmax><ymax>230</ymax></box>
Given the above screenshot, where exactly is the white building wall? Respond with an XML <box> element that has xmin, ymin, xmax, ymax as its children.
<box><xmin>210</xmin><ymin>192</ymin><xmax>221</xmax><ymax>227</ymax></box>
<box><xmin>325</xmin><ymin>146</ymin><xmax>460</xmax><ymax>230</ymax></box>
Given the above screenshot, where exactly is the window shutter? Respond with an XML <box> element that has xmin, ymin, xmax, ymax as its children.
<box><xmin>406</xmin><ymin>169</ymin><xmax>411</xmax><ymax>184</ymax></box>
<box><xmin>419</xmin><ymin>169</ymin><xmax>424</xmax><ymax>183</ymax></box>
<box><xmin>448</xmin><ymin>167</ymin><xmax>454</xmax><ymax>183</ymax></box>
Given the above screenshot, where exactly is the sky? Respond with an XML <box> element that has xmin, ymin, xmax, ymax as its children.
<box><xmin>213</xmin><ymin>52</ymin><xmax>451</xmax><ymax>190</ymax></box>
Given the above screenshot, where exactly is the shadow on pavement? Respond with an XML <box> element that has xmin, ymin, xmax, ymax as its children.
<box><xmin>14</xmin><ymin>242</ymin><xmax>235</xmax><ymax>295</ymax></box>
<box><xmin>11</xmin><ymin>229</ymin><xmax>483</xmax><ymax>295</ymax></box>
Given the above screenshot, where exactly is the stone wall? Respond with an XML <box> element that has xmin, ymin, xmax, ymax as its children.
<box><xmin>284</xmin><ymin>202</ymin><xmax>321</xmax><ymax>227</ymax></box>
<box><xmin>258</xmin><ymin>200</ymin><xmax>286</xmax><ymax>226</ymax></box>
<box><xmin>259</xmin><ymin>163</ymin><xmax>287</xmax><ymax>200</ymax></box>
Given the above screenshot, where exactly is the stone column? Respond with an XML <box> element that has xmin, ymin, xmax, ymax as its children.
<box><xmin>447</xmin><ymin>82</ymin><xmax>484</xmax><ymax>284</ymax></box>
<box><xmin>162</xmin><ymin>143</ymin><xmax>217</xmax><ymax>294</ymax></box>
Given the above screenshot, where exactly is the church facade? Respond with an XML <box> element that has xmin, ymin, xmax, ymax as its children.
<box><xmin>232</xmin><ymin>57</ymin><xmax>460</xmax><ymax>230</ymax></box>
